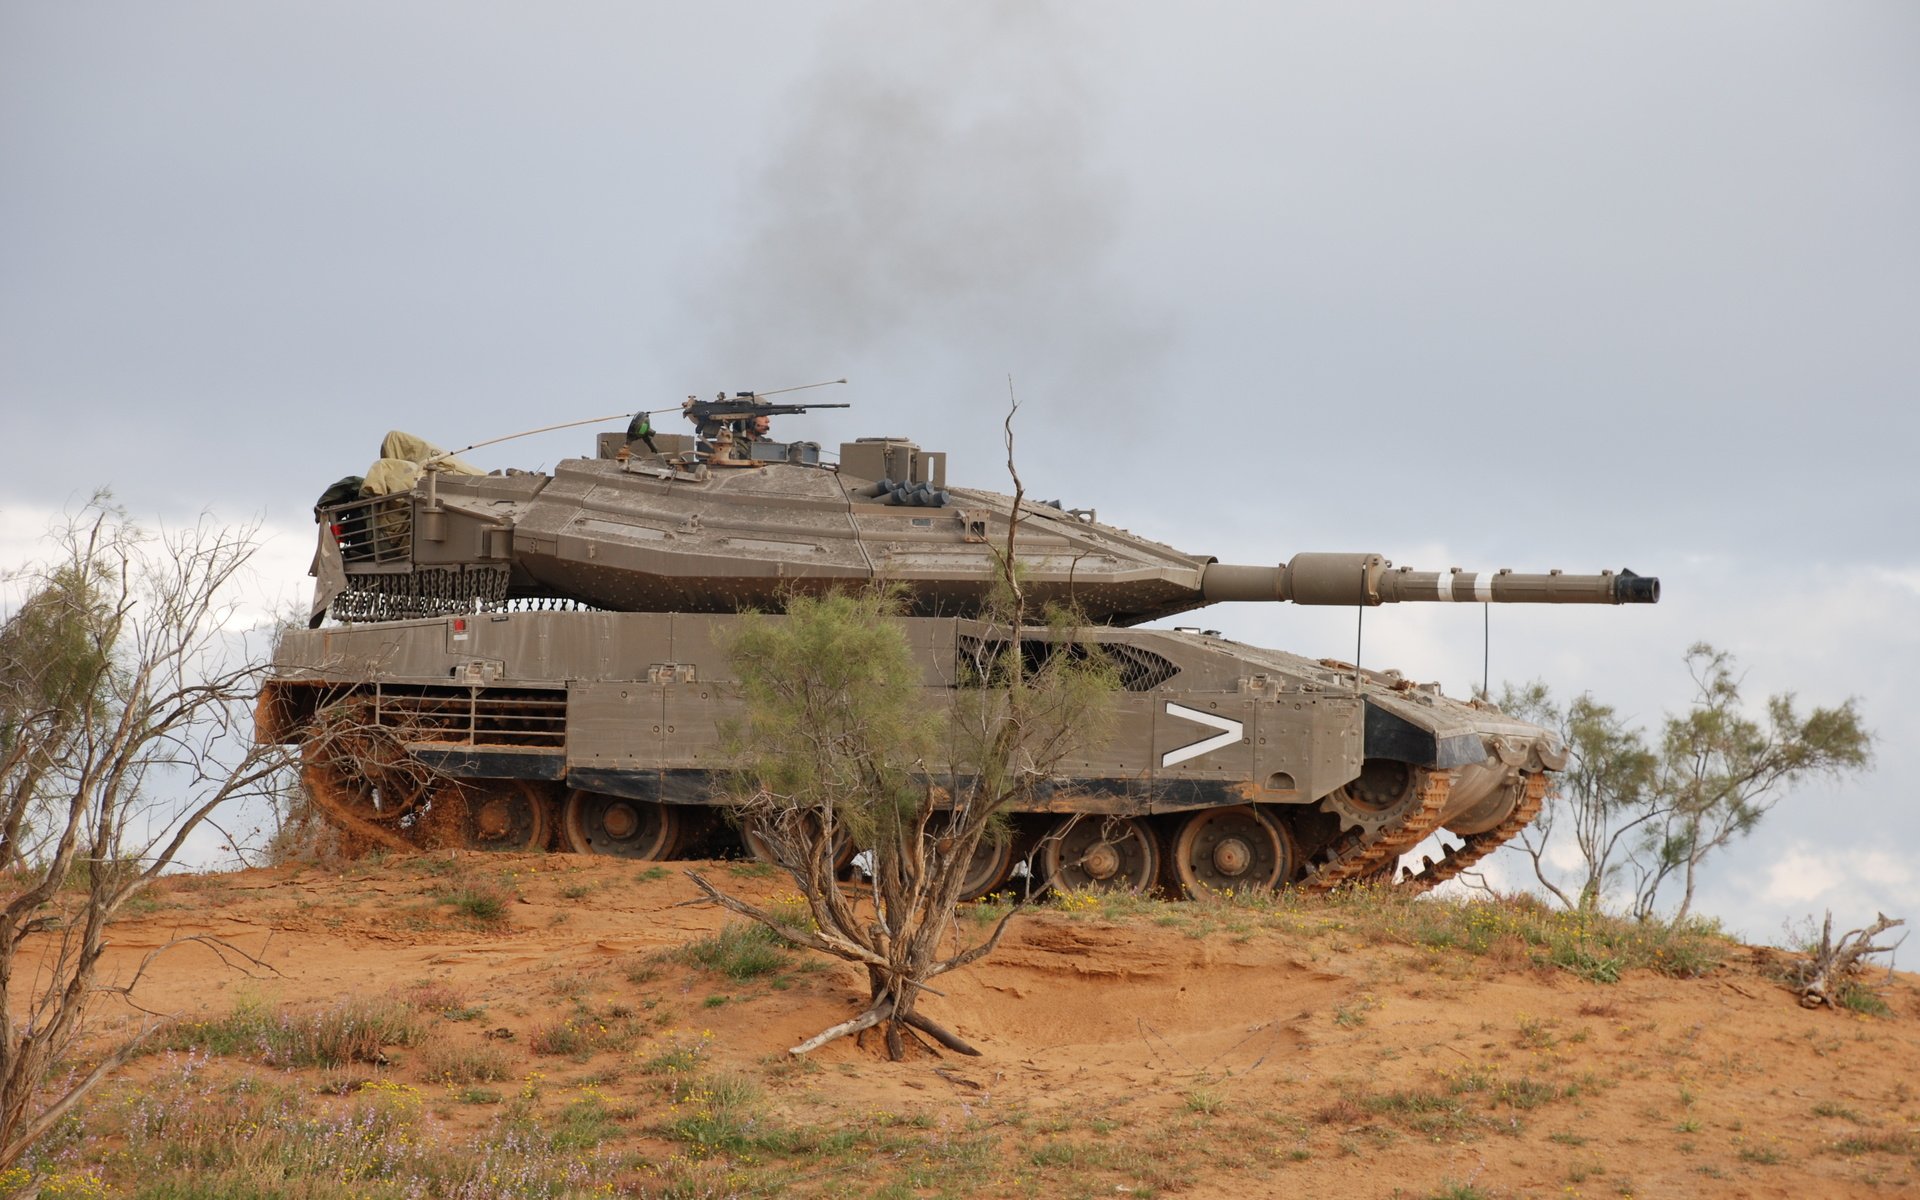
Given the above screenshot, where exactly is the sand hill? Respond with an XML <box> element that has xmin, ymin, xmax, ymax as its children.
<box><xmin>21</xmin><ymin>851</ymin><xmax>1920</xmax><ymax>1199</ymax></box>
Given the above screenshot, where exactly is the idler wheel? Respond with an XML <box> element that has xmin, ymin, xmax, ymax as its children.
<box><xmin>562</xmin><ymin>789</ymin><xmax>681</xmax><ymax>860</ymax></box>
<box><xmin>450</xmin><ymin>779</ymin><xmax>552</xmax><ymax>852</ymax></box>
<box><xmin>1320</xmin><ymin>758</ymin><xmax>1428</xmax><ymax>837</ymax></box>
<box><xmin>1169</xmin><ymin>805</ymin><xmax>1295</xmax><ymax>898</ymax></box>
<box><xmin>1040</xmin><ymin>815</ymin><xmax>1159</xmax><ymax>895</ymax></box>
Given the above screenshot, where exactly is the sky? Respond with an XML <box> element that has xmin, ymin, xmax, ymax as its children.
<box><xmin>3</xmin><ymin>2</ymin><xmax>1916</xmax><ymax>944</ymax></box>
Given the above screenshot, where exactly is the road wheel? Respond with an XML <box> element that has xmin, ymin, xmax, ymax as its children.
<box><xmin>561</xmin><ymin>790</ymin><xmax>681</xmax><ymax>859</ymax></box>
<box><xmin>1039</xmin><ymin>814</ymin><xmax>1159</xmax><ymax>895</ymax></box>
<box><xmin>1167</xmin><ymin>805</ymin><xmax>1295</xmax><ymax>898</ymax></box>
<box><xmin>451</xmin><ymin>779</ymin><xmax>552</xmax><ymax>852</ymax></box>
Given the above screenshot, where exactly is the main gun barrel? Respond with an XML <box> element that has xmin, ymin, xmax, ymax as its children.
<box><xmin>1201</xmin><ymin>553</ymin><xmax>1659</xmax><ymax>607</ymax></box>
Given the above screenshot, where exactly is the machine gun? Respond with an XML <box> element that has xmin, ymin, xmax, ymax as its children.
<box><xmin>682</xmin><ymin>391</ymin><xmax>850</xmax><ymax>439</ymax></box>
<box><xmin>678</xmin><ymin>388</ymin><xmax>851</xmax><ymax>468</ymax></box>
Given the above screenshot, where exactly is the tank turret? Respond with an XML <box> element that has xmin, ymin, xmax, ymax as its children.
<box><xmin>306</xmin><ymin>400</ymin><xmax>1657</xmax><ymax>627</ymax></box>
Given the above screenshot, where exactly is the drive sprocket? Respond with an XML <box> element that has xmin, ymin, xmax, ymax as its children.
<box><xmin>1319</xmin><ymin>759</ymin><xmax>1428</xmax><ymax>838</ymax></box>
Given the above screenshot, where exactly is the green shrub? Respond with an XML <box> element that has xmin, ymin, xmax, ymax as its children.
<box><xmin>527</xmin><ymin>1008</ymin><xmax>647</xmax><ymax>1059</ymax></box>
<box><xmin>664</xmin><ymin>1071</ymin><xmax>766</xmax><ymax>1157</ymax></box>
<box><xmin>440</xmin><ymin>883</ymin><xmax>513</xmax><ymax>924</ymax></box>
<box><xmin>673</xmin><ymin>922</ymin><xmax>790</xmax><ymax>982</ymax></box>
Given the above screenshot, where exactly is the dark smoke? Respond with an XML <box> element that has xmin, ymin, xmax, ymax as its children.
<box><xmin>679</xmin><ymin>1</ymin><xmax>1166</xmax><ymax>463</ymax></box>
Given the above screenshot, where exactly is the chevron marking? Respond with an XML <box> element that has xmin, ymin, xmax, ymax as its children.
<box><xmin>1161</xmin><ymin>702</ymin><xmax>1244</xmax><ymax>767</ymax></box>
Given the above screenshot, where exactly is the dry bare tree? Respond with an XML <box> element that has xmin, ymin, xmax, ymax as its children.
<box><xmin>688</xmin><ymin>396</ymin><xmax>1116</xmax><ymax>1060</ymax></box>
<box><xmin>1793</xmin><ymin>911</ymin><xmax>1906</xmax><ymax>1010</ymax></box>
<box><xmin>0</xmin><ymin>499</ymin><xmax>292</xmax><ymax>1172</ymax></box>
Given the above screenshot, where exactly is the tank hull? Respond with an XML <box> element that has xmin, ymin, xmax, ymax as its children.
<box><xmin>263</xmin><ymin>609</ymin><xmax>1560</xmax><ymax>896</ymax></box>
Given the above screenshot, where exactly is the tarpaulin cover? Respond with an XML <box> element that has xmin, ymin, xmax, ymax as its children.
<box><xmin>359</xmin><ymin>431</ymin><xmax>485</xmax><ymax>496</ymax></box>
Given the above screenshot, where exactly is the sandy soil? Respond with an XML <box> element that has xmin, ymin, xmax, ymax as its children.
<box><xmin>39</xmin><ymin>852</ymin><xmax>1920</xmax><ymax>1198</ymax></box>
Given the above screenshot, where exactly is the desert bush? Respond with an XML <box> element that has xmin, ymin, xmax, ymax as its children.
<box><xmin>97</xmin><ymin>1059</ymin><xmax>627</xmax><ymax>1198</ymax></box>
<box><xmin>1782</xmin><ymin>911</ymin><xmax>1904</xmax><ymax>1012</ymax></box>
<box><xmin>1</xmin><ymin>504</ymin><xmax>299</xmax><ymax>1172</ymax></box>
<box><xmin>671</xmin><ymin>921</ymin><xmax>790</xmax><ymax>982</ymax></box>
<box><xmin>438</xmin><ymin>882</ymin><xmax>515</xmax><ymax>926</ymax></box>
<box><xmin>415</xmin><ymin>1041</ymin><xmax>513</xmax><ymax>1085</ymax></box>
<box><xmin>160</xmin><ymin>997</ymin><xmax>427</xmax><ymax>1068</ymax></box>
<box><xmin>527</xmin><ymin>1009</ymin><xmax>646</xmax><ymax>1060</ymax></box>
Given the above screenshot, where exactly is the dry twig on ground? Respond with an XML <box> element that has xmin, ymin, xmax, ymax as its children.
<box><xmin>1794</xmin><ymin>910</ymin><xmax>1905</xmax><ymax>1009</ymax></box>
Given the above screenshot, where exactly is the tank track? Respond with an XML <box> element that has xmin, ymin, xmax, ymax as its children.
<box><xmin>1297</xmin><ymin>769</ymin><xmax>1452</xmax><ymax>892</ymax></box>
<box><xmin>1396</xmin><ymin>772</ymin><xmax>1548</xmax><ymax>893</ymax></box>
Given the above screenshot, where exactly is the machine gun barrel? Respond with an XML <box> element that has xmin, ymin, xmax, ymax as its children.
<box><xmin>685</xmin><ymin>400</ymin><xmax>850</xmax><ymax>420</ymax></box>
<box><xmin>1200</xmin><ymin>553</ymin><xmax>1659</xmax><ymax>606</ymax></box>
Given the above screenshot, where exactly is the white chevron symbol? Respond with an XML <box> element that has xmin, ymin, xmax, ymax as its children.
<box><xmin>1161</xmin><ymin>702</ymin><xmax>1244</xmax><ymax>767</ymax></box>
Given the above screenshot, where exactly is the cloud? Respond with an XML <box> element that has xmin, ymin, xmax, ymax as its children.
<box><xmin>0</xmin><ymin>505</ymin><xmax>61</xmax><ymax>593</ymax></box>
<box><xmin>1765</xmin><ymin>845</ymin><xmax>1912</xmax><ymax>906</ymax></box>
<box><xmin>1763</xmin><ymin>849</ymin><xmax>1846</xmax><ymax>905</ymax></box>
<box><xmin>1691</xmin><ymin>837</ymin><xmax>1920</xmax><ymax>945</ymax></box>
<box><xmin>1878</xmin><ymin>567</ymin><xmax>1920</xmax><ymax>601</ymax></box>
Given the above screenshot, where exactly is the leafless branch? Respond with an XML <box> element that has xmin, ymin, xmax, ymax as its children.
<box><xmin>1795</xmin><ymin>911</ymin><xmax>1906</xmax><ymax>1009</ymax></box>
<box><xmin>0</xmin><ymin>500</ymin><xmax>295</xmax><ymax>1171</ymax></box>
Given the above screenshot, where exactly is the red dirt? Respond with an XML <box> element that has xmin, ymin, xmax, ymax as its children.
<box><xmin>38</xmin><ymin>852</ymin><xmax>1920</xmax><ymax>1198</ymax></box>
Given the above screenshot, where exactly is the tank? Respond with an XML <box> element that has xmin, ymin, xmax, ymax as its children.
<box><xmin>260</xmin><ymin>395</ymin><xmax>1659</xmax><ymax>899</ymax></box>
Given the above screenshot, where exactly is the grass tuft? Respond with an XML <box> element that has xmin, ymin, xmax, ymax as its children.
<box><xmin>663</xmin><ymin>1070</ymin><xmax>768</xmax><ymax>1157</ymax></box>
<box><xmin>416</xmin><ymin>1040</ymin><xmax>514</xmax><ymax>1084</ymax></box>
<box><xmin>1183</xmin><ymin>1087</ymin><xmax>1224</xmax><ymax>1115</ymax></box>
<box><xmin>672</xmin><ymin>921</ymin><xmax>792</xmax><ymax>982</ymax></box>
<box><xmin>1161</xmin><ymin>885</ymin><xmax>1733</xmax><ymax>981</ymax></box>
<box><xmin>439</xmin><ymin>882</ymin><xmax>514</xmax><ymax>925</ymax></box>
<box><xmin>100</xmin><ymin>1060</ymin><xmax>626</xmax><ymax>1198</ymax></box>
<box><xmin>1830</xmin><ymin>1130</ymin><xmax>1920</xmax><ymax>1157</ymax></box>
<box><xmin>160</xmin><ymin>996</ymin><xmax>427</xmax><ymax>1068</ymax></box>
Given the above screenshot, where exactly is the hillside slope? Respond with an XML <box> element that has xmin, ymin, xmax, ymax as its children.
<box><xmin>21</xmin><ymin>852</ymin><xmax>1920</xmax><ymax>1199</ymax></box>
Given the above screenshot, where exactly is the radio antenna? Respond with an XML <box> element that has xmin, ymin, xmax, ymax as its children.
<box><xmin>429</xmin><ymin>407</ymin><xmax>682</xmax><ymax>463</ymax></box>
<box><xmin>755</xmin><ymin>377</ymin><xmax>848</xmax><ymax>398</ymax></box>
<box><xmin>425</xmin><ymin>379</ymin><xmax>848</xmax><ymax>463</ymax></box>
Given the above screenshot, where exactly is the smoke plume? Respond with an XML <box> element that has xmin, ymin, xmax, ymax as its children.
<box><xmin>679</xmin><ymin>1</ymin><xmax>1165</xmax><ymax>457</ymax></box>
